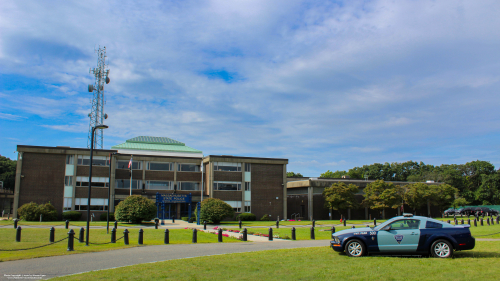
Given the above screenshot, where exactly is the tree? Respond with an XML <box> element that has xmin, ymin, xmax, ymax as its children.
<box><xmin>200</xmin><ymin>198</ymin><xmax>234</xmax><ymax>224</ymax></box>
<box><xmin>475</xmin><ymin>173</ymin><xmax>500</xmax><ymax>205</ymax></box>
<box><xmin>115</xmin><ymin>195</ymin><xmax>157</xmax><ymax>223</ymax></box>
<box><xmin>429</xmin><ymin>184</ymin><xmax>459</xmax><ymax>213</ymax></box>
<box><xmin>403</xmin><ymin>183</ymin><xmax>431</xmax><ymax>212</ymax></box>
<box><xmin>323</xmin><ymin>182</ymin><xmax>358</xmax><ymax>217</ymax></box>
<box><xmin>0</xmin><ymin>155</ymin><xmax>16</xmax><ymax>191</ymax></box>
<box><xmin>451</xmin><ymin>197</ymin><xmax>469</xmax><ymax>210</ymax></box>
<box><xmin>320</xmin><ymin>170</ymin><xmax>347</xmax><ymax>178</ymax></box>
<box><xmin>363</xmin><ymin>180</ymin><xmax>401</xmax><ymax>216</ymax></box>
<box><xmin>286</xmin><ymin>171</ymin><xmax>303</xmax><ymax>177</ymax></box>
<box><xmin>17</xmin><ymin>202</ymin><xmax>58</xmax><ymax>221</ymax></box>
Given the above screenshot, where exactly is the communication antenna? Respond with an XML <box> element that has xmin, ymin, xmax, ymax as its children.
<box><xmin>87</xmin><ymin>46</ymin><xmax>110</xmax><ymax>149</ymax></box>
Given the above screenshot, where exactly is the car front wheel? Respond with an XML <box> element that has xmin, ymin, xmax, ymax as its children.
<box><xmin>345</xmin><ymin>239</ymin><xmax>366</xmax><ymax>257</ymax></box>
<box><xmin>431</xmin><ymin>239</ymin><xmax>453</xmax><ymax>258</ymax></box>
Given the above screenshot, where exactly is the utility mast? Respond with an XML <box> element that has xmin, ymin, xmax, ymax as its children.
<box><xmin>87</xmin><ymin>46</ymin><xmax>110</xmax><ymax>149</ymax></box>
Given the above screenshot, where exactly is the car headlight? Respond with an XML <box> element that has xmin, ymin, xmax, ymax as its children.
<box><xmin>332</xmin><ymin>236</ymin><xmax>340</xmax><ymax>243</ymax></box>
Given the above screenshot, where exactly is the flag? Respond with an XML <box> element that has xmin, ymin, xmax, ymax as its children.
<box><xmin>128</xmin><ymin>157</ymin><xmax>132</xmax><ymax>169</ymax></box>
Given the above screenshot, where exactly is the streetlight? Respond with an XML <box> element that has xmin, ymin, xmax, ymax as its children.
<box><xmin>86</xmin><ymin>124</ymin><xmax>108</xmax><ymax>246</ymax></box>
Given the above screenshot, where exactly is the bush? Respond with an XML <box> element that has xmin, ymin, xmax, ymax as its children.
<box><xmin>63</xmin><ymin>211</ymin><xmax>82</xmax><ymax>221</ymax></box>
<box><xmin>200</xmin><ymin>198</ymin><xmax>234</xmax><ymax>224</ymax></box>
<box><xmin>188</xmin><ymin>217</ymin><xmax>195</xmax><ymax>223</ymax></box>
<box><xmin>236</xmin><ymin>213</ymin><xmax>257</xmax><ymax>221</ymax></box>
<box><xmin>18</xmin><ymin>202</ymin><xmax>58</xmax><ymax>221</ymax></box>
<box><xmin>181</xmin><ymin>217</ymin><xmax>189</xmax><ymax>221</ymax></box>
<box><xmin>260</xmin><ymin>214</ymin><xmax>270</xmax><ymax>221</ymax></box>
<box><xmin>100</xmin><ymin>213</ymin><xmax>115</xmax><ymax>221</ymax></box>
<box><xmin>114</xmin><ymin>195</ymin><xmax>157</xmax><ymax>224</ymax></box>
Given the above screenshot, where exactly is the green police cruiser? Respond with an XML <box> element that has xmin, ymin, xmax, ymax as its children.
<box><xmin>330</xmin><ymin>214</ymin><xmax>475</xmax><ymax>258</ymax></box>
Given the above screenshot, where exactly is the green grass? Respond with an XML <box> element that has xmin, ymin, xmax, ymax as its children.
<box><xmin>55</xmin><ymin>241</ymin><xmax>500</xmax><ymax>280</ymax></box>
<box><xmin>0</xmin><ymin>228</ymin><xmax>240</xmax><ymax>262</ymax></box>
<box><xmin>0</xmin><ymin>220</ymin><xmax>154</xmax><ymax>227</ymax></box>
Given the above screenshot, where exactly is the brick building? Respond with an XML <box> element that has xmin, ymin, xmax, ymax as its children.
<box><xmin>13</xmin><ymin>136</ymin><xmax>288</xmax><ymax>221</ymax></box>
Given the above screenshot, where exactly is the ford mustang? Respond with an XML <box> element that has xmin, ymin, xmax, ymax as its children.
<box><xmin>330</xmin><ymin>214</ymin><xmax>475</xmax><ymax>258</ymax></box>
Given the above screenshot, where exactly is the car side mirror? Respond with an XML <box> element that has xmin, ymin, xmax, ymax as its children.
<box><xmin>382</xmin><ymin>225</ymin><xmax>391</xmax><ymax>231</ymax></box>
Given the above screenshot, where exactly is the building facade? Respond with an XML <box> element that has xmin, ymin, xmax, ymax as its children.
<box><xmin>13</xmin><ymin>136</ymin><xmax>288</xmax><ymax>221</ymax></box>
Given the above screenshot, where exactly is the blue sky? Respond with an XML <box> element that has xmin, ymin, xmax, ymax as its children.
<box><xmin>1</xmin><ymin>0</ymin><xmax>499</xmax><ymax>176</ymax></box>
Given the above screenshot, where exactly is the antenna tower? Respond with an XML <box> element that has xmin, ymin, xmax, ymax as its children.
<box><xmin>87</xmin><ymin>46</ymin><xmax>110</xmax><ymax>149</ymax></box>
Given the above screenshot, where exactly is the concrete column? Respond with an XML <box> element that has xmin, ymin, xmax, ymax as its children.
<box><xmin>13</xmin><ymin>152</ymin><xmax>23</xmax><ymax>218</ymax></box>
<box><xmin>110</xmin><ymin>154</ymin><xmax>116</xmax><ymax>212</ymax></box>
<box><xmin>282</xmin><ymin>164</ymin><xmax>287</xmax><ymax>220</ymax></box>
<box><xmin>241</xmin><ymin>162</ymin><xmax>245</xmax><ymax>212</ymax></box>
<box><xmin>71</xmin><ymin>154</ymin><xmax>77</xmax><ymax>211</ymax></box>
<box><xmin>173</xmin><ymin>162</ymin><xmax>177</xmax><ymax>191</ymax></box>
<box><xmin>307</xmin><ymin>186</ymin><xmax>313</xmax><ymax>220</ymax></box>
<box><xmin>209</xmin><ymin>162</ymin><xmax>214</xmax><ymax>198</ymax></box>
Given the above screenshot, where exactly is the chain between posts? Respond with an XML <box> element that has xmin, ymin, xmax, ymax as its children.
<box><xmin>0</xmin><ymin>237</ymin><xmax>68</xmax><ymax>251</ymax></box>
<box><xmin>87</xmin><ymin>236</ymin><xmax>125</xmax><ymax>245</ymax></box>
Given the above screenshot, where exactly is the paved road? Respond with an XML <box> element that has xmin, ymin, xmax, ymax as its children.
<box><xmin>0</xmin><ymin>240</ymin><xmax>328</xmax><ymax>280</ymax></box>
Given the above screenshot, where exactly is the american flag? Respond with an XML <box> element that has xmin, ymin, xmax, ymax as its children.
<box><xmin>128</xmin><ymin>157</ymin><xmax>132</xmax><ymax>169</ymax></box>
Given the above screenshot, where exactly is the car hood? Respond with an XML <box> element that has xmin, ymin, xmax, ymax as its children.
<box><xmin>333</xmin><ymin>227</ymin><xmax>373</xmax><ymax>236</ymax></box>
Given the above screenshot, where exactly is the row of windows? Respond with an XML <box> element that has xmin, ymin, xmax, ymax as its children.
<box><xmin>74</xmin><ymin>198</ymin><xmax>109</xmax><ymax>211</ymax></box>
<box><xmin>214</xmin><ymin>181</ymin><xmax>241</xmax><ymax>191</ymax></box>
<box><xmin>225</xmin><ymin>200</ymin><xmax>251</xmax><ymax>213</ymax></box>
<box><xmin>213</xmin><ymin>162</ymin><xmax>251</xmax><ymax>172</ymax></box>
<box><xmin>114</xmin><ymin>180</ymin><xmax>200</xmax><ymax>191</ymax></box>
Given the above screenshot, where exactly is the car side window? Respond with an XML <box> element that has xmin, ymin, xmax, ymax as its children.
<box><xmin>388</xmin><ymin>219</ymin><xmax>420</xmax><ymax>230</ymax></box>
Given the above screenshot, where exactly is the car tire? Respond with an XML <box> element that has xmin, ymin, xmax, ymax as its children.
<box><xmin>430</xmin><ymin>239</ymin><xmax>453</xmax><ymax>258</ymax></box>
<box><xmin>345</xmin><ymin>239</ymin><xmax>366</xmax><ymax>257</ymax></box>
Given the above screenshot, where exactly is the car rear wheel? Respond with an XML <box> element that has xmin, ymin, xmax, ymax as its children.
<box><xmin>345</xmin><ymin>239</ymin><xmax>365</xmax><ymax>257</ymax></box>
<box><xmin>431</xmin><ymin>239</ymin><xmax>453</xmax><ymax>258</ymax></box>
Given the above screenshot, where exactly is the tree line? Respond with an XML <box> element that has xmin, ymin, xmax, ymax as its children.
<box><xmin>0</xmin><ymin>156</ymin><xmax>16</xmax><ymax>190</ymax></box>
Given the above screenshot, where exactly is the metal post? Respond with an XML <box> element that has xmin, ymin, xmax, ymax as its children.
<box><xmin>14</xmin><ymin>218</ymin><xmax>18</xmax><ymax>229</ymax></box>
<box><xmin>65</xmin><ymin>220</ymin><xmax>69</xmax><ymax>229</ymax></box>
<box><xmin>123</xmin><ymin>229</ymin><xmax>129</xmax><ymax>245</ymax></box>
<box><xmin>138</xmin><ymin>229</ymin><xmax>144</xmax><ymax>245</ymax></box>
<box><xmin>312</xmin><ymin>220</ymin><xmax>315</xmax><ymax>227</ymax></box>
<box><xmin>155</xmin><ymin>219</ymin><xmax>159</xmax><ymax>229</ymax></box>
<box><xmin>467</xmin><ymin>218</ymin><xmax>470</xmax><ymax>225</ymax></box>
<box><xmin>291</xmin><ymin>227</ymin><xmax>296</xmax><ymax>240</ymax></box>
<box><xmin>343</xmin><ymin>219</ymin><xmax>346</xmax><ymax>227</ymax></box>
<box><xmin>192</xmin><ymin>229</ymin><xmax>197</xmax><ymax>243</ymax></box>
<box><xmin>111</xmin><ymin>227</ymin><xmax>116</xmax><ymax>243</ymax></box>
<box><xmin>172</xmin><ymin>216</ymin><xmax>175</xmax><ymax>223</ymax></box>
<box><xmin>461</xmin><ymin>219</ymin><xmax>464</xmax><ymax>225</ymax></box>
<box><xmin>276</xmin><ymin>219</ymin><xmax>279</xmax><ymax>229</ymax></box>
<box><xmin>16</xmin><ymin>226</ymin><xmax>21</xmax><ymax>242</ymax></box>
<box><xmin>164</xmin><ymin>229</ymin><xmax>169</xmax><ymax>244</ymax></box>
<box><xmin>218</xmin><ymin>228</ymin><xmax>223</xmax><ymax>242</ymax></box>
<box><xmin>114</xmin><ymin>221</ymin><xmax>118</xmax><ymax>229</ymax></box>
<box><xmin>67</xmin><ymin>229</ymin><xmax>74</xmax><ymax>251</ymax></box>
<box><xmin>269</xmin><ymin>228</ymin><xmax>273</xmax><ymax>241</ymax></box>
<box><xmin>243</xmin><ymin>228</ymin><xmax>247</xmax><ymax>241</ymax></box>
<box><xmin>86</xmin><ymin>127</ymin><xmax>95</xmax><ymax>246</ymax></box>
<box><xmin>374</xmin><ymin>218</ymin><xmax>377</xmax><ymax>226</ymax></box>
<box><xmin>204</xmin><ymin>221</ymin><xmax>207</xmax><ymax>230</ymax></box>
<box><xmin>487</xmin><ymin>218</ymin><xmax>490</xmax><ymax>225</ymax></box>
<box><xmin>79</xmin><ymin>227</ymin><xmax>84</xmax><ymax>243</ymax></box>
<box><xmin>474</xmin><ymin>219</ymin><xmax>477</xmax><ymax>227</ymax></box>
<box><xmin>50</xmin><ymin>227</ymin><xmax>55</xmax><ymax>243</ymax></box>
<box><xmin>481</xmin><ymin>218</ymin><xmax>483</xmax><ymax>226</ymax></box>
<box><xmin>239</xmin><ymin>219</ymin><xmax>242</xmax><ymax>229</ymax></box>
<box><xmin>311</xmin><ymin>226</ymin><xmax>315</xmax><ymax>240</ymax></box>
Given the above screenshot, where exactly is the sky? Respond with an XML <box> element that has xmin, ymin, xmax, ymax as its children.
<box><xmin>1</xmin><ymin>0</ymin><xmax>499</xmax><ymax>176</ymax></box>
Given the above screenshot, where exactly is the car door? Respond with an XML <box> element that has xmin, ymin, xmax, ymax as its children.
<box><xmin>377</xmin><ymin>219</ymin><xmax>420</xmax><ymax>252</ymax></box>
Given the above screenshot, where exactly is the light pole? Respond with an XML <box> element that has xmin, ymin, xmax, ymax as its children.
<box><xmin>87</xmin><ymin>124</ymin><xmax>108</xmax><ymax>246</ymax></box>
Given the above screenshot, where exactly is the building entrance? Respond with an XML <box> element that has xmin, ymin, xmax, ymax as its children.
<box><xmin>156</xmin><ymin>193</ymin><xmax>193</xmax><ymax>221</ymax></box>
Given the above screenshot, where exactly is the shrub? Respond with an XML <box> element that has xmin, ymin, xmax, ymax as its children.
<box><xmin>100</xmin><ymin>213</ymin><xmax>115</xmax><ymax>221</ymax></box>
<box><xmin>18</xmin><ymin>202</ymin><xmax>58</xmax><ymax>221</ymax></box>
<box><xmin>114</xmin><ymin>195</ymin><xmax>157</xmax><ymax>224</ymax></box>
<box><xmin>260</xmin><ymin>214</ymin><xmax>270</xmax><ymax>221</ymax></box>
<box><xmin>181</xmin><ymin>217</ymin><xmax>189</xmax><ymax>221</ymax></box>
<box><xmin>188</xmin><ymin>217</ymin><xmax>195</xmax><ymax>223</ymax></box>
<box><xmin>63</xmin><ymin>211</ymin><xmax>82</xmax><ymax>221</ymax></box>
<box><xmin>200</xmin><ymin>198</ymin><xmax>234</xmax><ymax>224</ymax></box>
<box><xmin>236</xmin><ymin>213</ymin><xmax>257</xmax><ymax>221</ymax></box>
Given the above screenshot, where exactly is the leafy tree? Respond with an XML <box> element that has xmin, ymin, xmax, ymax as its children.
<box><xmin>323</xmin><ymin>182</ymin><xmax>359</xmax><ymax>217</ymax></box>
<box><xmin>0</xmin><ymin>155</ymin><xmax>16</xmax><ymax>191</ymax></box>
<box><xmin>286</xmin><ymin>171</ymin><xmax>304</xmax><ymax>177</ymax></box>
<box><xmin>475</xmin><ymin>173</ymin><xmax>500</xmax><ymax>205</ymax></box>
<box><xmin>363</xmin><ymin>180</ymin><xmax>401</xmax><ymax>214</ymax></box>
<box><xmin>451</xmin><ymin>197</ymin><xmax>469</xmax><ymax>210</ymax></box>
<box><xmin>115</xmin><ymin>195</ymin><xmax>157</xmax><ymax>223</ymax></box>
<box><xmin>347</xmin><ymin>167</ymin><xmax>364</xmax><ymax>179</ymax></box>
<box><xmin>429</xmin><ymin>184</ymin><xmax>459</xmax><ymax>213</ymax></box>
<box><xmin>403</xmin><ymin>183</ymin><xmax>431</xmax><ymax>212</ymax></box>
<box><xmin>320</xmin><ymin>170</ymin><xmax>347</xmax><ymax>178</ymax></box>
<box><xmin>200</xmin><ymin>198</ymin><xmax>234</xmax><ymax>224</ymax></box>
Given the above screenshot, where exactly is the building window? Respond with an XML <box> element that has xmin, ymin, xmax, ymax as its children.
<box><xmin>65</xmin><ymin>176</ymin><xmax>73</xmax><ymax>186</ymax></box>
<box><xmin>225</xmin><ymin>201</ymin><xmax>242</xmax><ymax>213</ymax></box>
<box><xmin>76</xmin><ymin>176</ymin><xmax>109</xmax><ymax>188</ymax></box>
<box><xmin>63</xmin><ymin>198</ymin><xmax>72</xmax><ymax>211</ymax></box>
<box><xmin>213</xmin><ymin>181</ymin><xmax>241</xmax><ymax>191</ymax></box>
<box><xmin>244</xmin><ymin>201</ymin><xmax>251</xmax><ymax>213</ymax></box>
<box><xmin>146</xmin><ymin>180</ymin><xmax>173</xmax><ymax>190</ymax></box>
<box><xmin>74</xmin><ymin>198</ymin><xmax>109</xmax><ymax>211</ymax></box>
<box><xmin>179</xmin><ymin>182</ymin><xmax>200</xmax><ymax>191</ymax></box>
<box><xmin>115</xmin><ymin>179</ymin><xmax>142</xmax><ymax>189</ymax></box>
<box><xmin>147</xmin><ymin>162</ymin><xmax>173</xmax><ymax>171</ymax></box>
<box><xmin>66</xmin><ymin>155</ymin><xmax>74</xmax><ymax>165</ymax></box>
<box><xmin>214</xmin><ymin>162</ymin><xmax>241</xmax><ymax>172</ymax></box>
<box><xmin>77</xmin><ymin>155</ymin><xmax>109</xmax><ymax>166</ymax></box>
<box><xmin>117</xmin><ymin>160</ymin><xmax>142</xmax><ymax>170</ymax></box>
<box><xmin>178</xmin><ymin>163</ymin><xmax>200</xmax><ymax>172</ymax></box>
<box><xmin>245</xmin><ymin>163</ymin><xmax>251</xmax><ymax>172</ymax></box>
<box><xmin>245</xmin><ymin>182</ymin><xmax>251</xmax><ymax>191</ymax></box>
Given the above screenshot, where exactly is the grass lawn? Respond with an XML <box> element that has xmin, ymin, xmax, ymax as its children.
<box><xmin>0</xmin><ymin>220</ymin><xmax>154</xmax><ymax>227</ymax></box>
<box><xmin>55</xmin><ymin>241</ymin><xmax>500</xmax><ymax>280</ymax></box>
<box><xmin>0</xmin><ymin>228</ymin><xmax>240</xmax><ymax>262</ymax></box>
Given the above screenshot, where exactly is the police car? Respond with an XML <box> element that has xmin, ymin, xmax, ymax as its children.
<box><xmin>330</xmin><ymin>214</ymin><xmax>475</xmax><ymax>258</ymax></box>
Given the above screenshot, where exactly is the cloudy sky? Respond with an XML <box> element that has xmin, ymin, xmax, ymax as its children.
<box><xmin>1</xmin><ymin>0</ymin><xmax>499</xmax><ymax>176</ymax></box>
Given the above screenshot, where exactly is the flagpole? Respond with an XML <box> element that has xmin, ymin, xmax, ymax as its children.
<box><xmin>130</xmin><ymin>155</ymin><xmax>133</xmax><ymax>196</ymax></box>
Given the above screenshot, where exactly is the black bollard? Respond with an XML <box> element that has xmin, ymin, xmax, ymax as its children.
<box><xmin>192</xmin><ymin>229</ymin><xmax>197</xmax><ymax>243</ymax></box>
<box><xmin>164</xmin><ymin>229</ymin><xmax>170</xmax><ymax>244</ymax></box>
<box><xmin>114</xmin><ymin>221</ymin><xmax>118</xmax><ymax>229</ymax></box>
<box><xmin>124</xmin><ymin>229</ymin><xmax>129</xmax><ymax>245</ymax></box>
<box><xmin>269</xmin><ymin>228</ymin><xmax>273</xmax><ymax>241</ymax></box>
<box><xmin>312</xmin><ymin>220</ymin><xmax>315</xmax><ymax>228</ymax></box>
<box><xmin>331</xmin><ymin>226</ymin><xmax>336</xmax><ymax>235</ymax></box>
<box><xmin>497</xmin><ymin>216</ymin><xmax>500</xmax><ymax>224</ymax></box>
<box><xmin>343</xmin><ymin>219</ymin><xmax>346</xmax><ymax>227</ymax></box>
<box><xmin>467</xmin><ymin>218</ymin><xmax>470</xmax><ymax>225</ymax></box>
<box><xmin>276</xmin><ymin>220</ymin><xmax>279</xmax><ymax>229</ymax></box>
<box><xmin>65</xmin><ymin>220</ymin><xmax>69</xmax><ymax>229</ymax></box>
<box><xmin>67</xmin><ymin>229</ymin><xmax>75</xmax><ymax>251</ymax></box>
<box><xmin>79</xmin><ymin>227</ymin><xmax>84</xmax><ymax>243</ymax></box>
<box><xmin>218</xmin><ymin>228</ymin><xmax>223</xmax><ymax>242</ymax></box>
<box><xmin>474</xmin><ymin>219</ymin><xmax>477</xmax><ymax>227</ymax></box>
<box><xmin>481</xmin><ymin>218</ymin><xmax>483</xmax><ymax>226</ymax></box>
<box><xmin>14</xmin><ymin>218</ymin><xmax>18</xmax><ymax>229</ymax></box>
<box><xmin>138</xmin><ymin>229</ymin><xmax>144</xmax><ymax>245</ymax></box>
<box><xmin>455</xmin><ymin>219</ymin><xmax>458</xmax><ymax>225</ymax></box>
<box><xmin>243</xmin><ymin>228</ymin><xmax>247</xmax><ymax>241</ymax></box>
<box><xmin>111</xmin><ymin>227</ymin><xmax>116</xmax><ymax>243</ymax></box>
<box><xmin>291</xmin><ymin>227</ymin><xmax>296</xmax><ymax>240</ymax></box>
<box><xmin>461</xmin><ymin>219</ymin><xmax>464</xmax><ymax>225</ymax></box>
<box><xmin>374</xmin><ymin>218</ymin><xmax>377</xmax><ymax>227</ymax></box>
<box><xmin>311</xmin><ymin>227</ymin><xmax>315</xmax><ymax>240</ymax></box>
<box><xmin>487</xmin><ymin>218</ymin><xmax>490</xmax><ymax>225</ymax></box>
<box><xmin>155</xmin><ymin>219</ymin><xmax>159</xmax><ymax>229</ymax></box>
<box><xmin>50</xmin><ymin>227</ymin><xmax>55</xmax><ymax>243</ymax></box>
<box><xmin>172</xmin><ymin>217</ymin><xmax>175</xmax><ymax>223</ymax></box>
<box><xmin>16</xmin><ymin>226</ymin><xmax>21</xmax><ymax>242</ymax></box>
<box><xmin>239</xmin><ymin>220</ymin><xmax>242</xmax><ymax>229</ymax></box>
<box><xmin>204</xmin><ymin>221</ymin><xmax>207</xmax><ymax>230</ymax></box>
